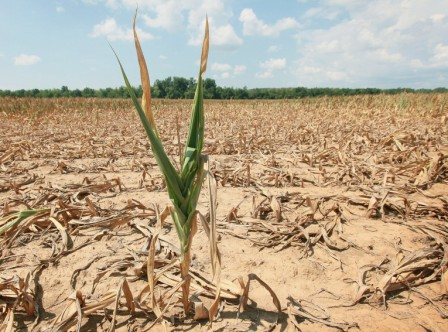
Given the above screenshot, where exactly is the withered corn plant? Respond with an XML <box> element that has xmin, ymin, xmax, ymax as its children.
<box><xmin>112</xmin><ymin>13</ymin><xmax>209</xmax><ymax>314</ymax></box>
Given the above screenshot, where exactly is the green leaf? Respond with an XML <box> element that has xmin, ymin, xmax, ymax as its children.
<box><xmin>111</xmin><ymin>47</ymin><xmax>185</xmax><ymax>205</ymax></box>
<box><xmin>0</xmin><ymin>208</ymin><xmax>50</xmax><ymax>236</ymax></box>
<box><xmin>170</xmin><ymin>206</ymin><xmax>186</xmax><ymax>241</ymax></box>
<box><xmin>183</xmin><ymin>75</ymin><xmax>204</xmax><ymax>163</ymax></box>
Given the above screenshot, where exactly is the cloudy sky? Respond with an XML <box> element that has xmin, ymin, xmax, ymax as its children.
<box><xmin>1</xmin><ymin>0</ymin><xmax>447</xmax><ymax>90</ymax></box>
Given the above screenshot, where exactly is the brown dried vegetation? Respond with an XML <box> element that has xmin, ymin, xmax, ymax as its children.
<box><xmin>0</xmin><ymin>93</ymin><xmax>447</xmax><ymax>331</ymax></box>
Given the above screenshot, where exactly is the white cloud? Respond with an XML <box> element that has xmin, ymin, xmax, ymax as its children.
<box><xmin>233</xmin><ymin>65</ymin><xmax>246</xmax><ymax>75</ymax></box>
<box><xmin>371</xmin><ymin>49</ymin><xmax>404</xmax><ymax>63</ymax></box>
<box><xmin>257</xmin><ymin>58</ymin><xmax>286</xmax><ymax>79</ymax></box>
<box><xmin>122</xmin><ymin>0</ymin><xmax>233</xmax><ymax>33</ymax></box>
<box><xmin>14</xmin><ymin>54</ymin><xmax>41</xmax><ymax>66</ymax></box>
<box><xmin>256</xmin><ymin>71</ymin><xmax>274</xmax><ymax>79</ymax></box>
<box><xmin>183</xmin><ymin>0</ymin><xmax>241</xmax><ymax>50</ymax></box>
<box><xmin>211</xmin><ymin>62</ymin><xmax>246</xmax><ymax>79</ymax></box>
<box><xmin>56</xmin><ymin>6</ymin><xmax>65</xmax><ymax>13</ymax></box>
<box><xmin>90</xmin><ymin>18</ymin><xmax>153</xmax><ymax>41</ymax></box>
<box><xmin>430</xmin><ymin>14</ymin><xmax>446</xmax><ymax>23</ymax></box>
<box><xmin>186</xmin><ymin>0</ymin><xmax>231</xmax><ymax>29</ymax></box>
<box><xmin>303</xmin><ymin>7</ymin><xmax>321</xmax><ymax>18</ymax></box>
<box><xmin>301</xmin><ymin>66</ymin><xmax>321</xmax><ymax>75</ymax></box>
<box><xmin>188</xmin><ymin>19</ymin><xmax>242</xmax><ymax>50</ymax></box>
<box><xmin>78</xmin><ymin>0</ymin><xmax>448</xmax><ymax>88</ymax></box>
<box><xmin>303</xmin><ymin>7</ymin><xmax>340</xmax><ymax>20</ymax></box>
<box><xmin>294</xmin><ymin>0</ymin><xmax>448</xmax><ymax>87</ymax></box>
<box><xmin>105</xmin><ymin>0</ymin><xmax>119</xmax><ymax>8</ymax></box>
<box><xmin>84</xmin><ymin>0</ymin><xmax>241</xmax><ymax>50</ymax></box>
<box><xmin>239</xmin><ymin>8</ymin><xmax>300</xmax><ymax>37</ymax></box>
<box><xmin>142</xmin><ymin>1</ymin><xmax>184</xmax><ymax>31</ymax></box>
<box><xmin>433</xmin><ymin>43</ymin><xmax>448</xmax><ymax>62</ymax></box>
<box><xmin>212</xmin><ymin>24</ymin><xmax>243</xmax><ymax>49</ymax></box>
<box><xmin>296</xmin><ymin>66</ymin><xmax>347</xmax><ymax>82</ymax></box>
<box><xmin>315</xmin><ymin>40</ymin><xmax>339</xmax><ymax>53</ymax></box>
<box><xmin>212</xmin><ymin>63</ymin><xmax>232</xmax><ymax>72</ymax></box>
<box><xmin>260</xmin><ymin>58</ymin><xmax>286</xmax><ymax>70</ymax></box>
<box><xmin>159</xmin><ymin>55</ymin><xmax>167</xmax><ymax>60</ymax></box>
<box><xmin>220</xmin><ymin>72</ymin><xmax>230</xmax><ymax>79</ymax></box>
<box><xmin>326</xmin><ymin>71</ymin><xmax>348</xmax><ymax>81</ymax></box>
<box><xmin>409</xmin><ymin>59</ymin><xmax>424</xmax><ymax>69</ymax></box>
<box><xmin>431</xmin><ymin>43</ymin><xmax>448</xmax><ymax>68</ymax></box>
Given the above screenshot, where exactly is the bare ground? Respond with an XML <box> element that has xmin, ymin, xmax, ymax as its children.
<box><xmin>1</xmin><ymin>96</ymin><xmax>447</xmax><ymax>331</ymax></box>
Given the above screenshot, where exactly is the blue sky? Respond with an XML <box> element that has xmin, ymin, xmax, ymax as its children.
<box><xmin>1</xmin><ymin>0</ymin><xmax>447</xmax><ymax>90</ymax></box>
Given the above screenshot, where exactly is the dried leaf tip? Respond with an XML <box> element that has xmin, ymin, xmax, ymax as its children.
<box><xmin>200</xmin><ymin>16</ymin><xmax>209</xmax><ymax>76</ymax></box>
<box><xmin>133</xmin><ymin>10</ymin><xmax>157</xmax><ymax>135</ymax></box>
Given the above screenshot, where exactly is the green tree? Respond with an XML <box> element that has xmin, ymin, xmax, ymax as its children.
<box><xmin>204</xmin><ymin>78</ymin><xmax>218</xmax><ymax>99</ymax></box>
<box><xmin>82</xmin><ymin>87</ymin><xmax>95</xmax><ymax>97</ymax></box>
<box><xmin>61</xmin><ymin>85</ymin><xmax>69</xmax><ymax>97</ymax></box>
<box><xmin>72</xmin><ymin>89</ymin><xmax>82</xmax><ymax>97</ymax></box>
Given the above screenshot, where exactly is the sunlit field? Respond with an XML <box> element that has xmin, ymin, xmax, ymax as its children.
<box><xmin>1</xmin><ymin>94</ymin><xmax>447</xmax><ymax>331</ymax></box>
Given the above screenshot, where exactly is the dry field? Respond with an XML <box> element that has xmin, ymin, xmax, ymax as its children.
<box><xmin>0</xmin><ymin>94</ymin><xmax>447</xmax><ymax>331</ymax></box>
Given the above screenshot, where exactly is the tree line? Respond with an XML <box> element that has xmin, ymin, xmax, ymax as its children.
<box><xmin>1</xmin><ymin>77</ymin><xmax>446</xmax><ymax>99</ymax></box>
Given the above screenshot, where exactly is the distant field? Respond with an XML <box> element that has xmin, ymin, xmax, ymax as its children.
<box><xmin>1</xmin><ymin>94</ymin><xmax>447</xmax><ymax>331</ymax></box>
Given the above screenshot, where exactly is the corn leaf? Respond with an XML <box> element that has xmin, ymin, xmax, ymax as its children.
<box><xmin>111</xmin><ymin>49</ymin><xmax>185</xmax><ymax>206</ymax></box>
<box><xmin>113</xmin><ymin>15</ymin><xmax>209</xmax><ymax>315</ymax></box>
<box><xmin>132</xmin><ymin>10</ymin><xmax>157</xmax><ymax>136</ymax></box>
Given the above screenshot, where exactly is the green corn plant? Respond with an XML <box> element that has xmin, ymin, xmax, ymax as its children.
<box><xmin>112</xmin><ymin>13</ymin><xmax>209</xmax><ymax>314</ymax></box>
<box><xmin>0</xmin><ymin>208</ymin><xmax>50</xmax><ymax>236</ymax></box>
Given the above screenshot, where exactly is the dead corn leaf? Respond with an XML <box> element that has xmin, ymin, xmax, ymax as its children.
<box><xmin>288</xmin><ymin>296</ymin><xmax>358</xmax><ymax>331</ymax></box>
